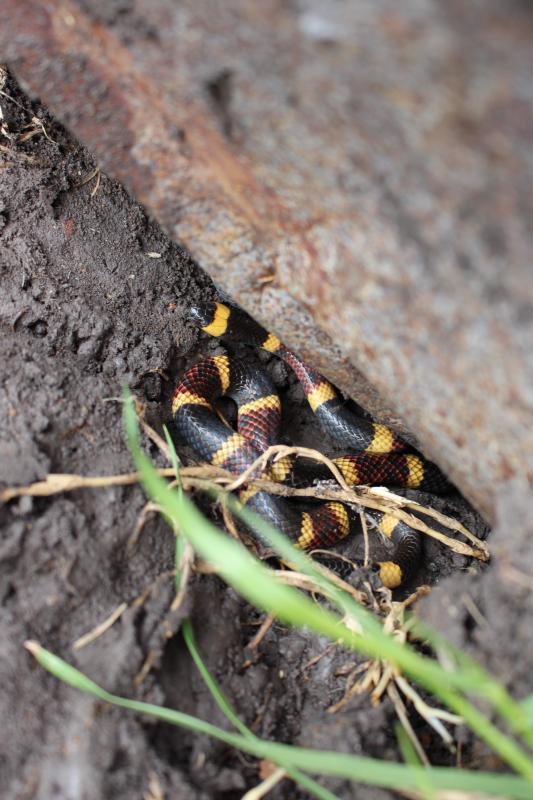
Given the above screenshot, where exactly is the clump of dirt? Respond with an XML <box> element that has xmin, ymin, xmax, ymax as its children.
<box><xmin>0</xmin><ymin>72</ymin><xmax>491</xmax><ymax>800</ymax></box>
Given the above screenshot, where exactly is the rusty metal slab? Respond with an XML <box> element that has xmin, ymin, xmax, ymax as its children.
<box><xmin>2</xmin><ymin>0</ymin><xmax>533</xmax><ymax>521</ymax></box>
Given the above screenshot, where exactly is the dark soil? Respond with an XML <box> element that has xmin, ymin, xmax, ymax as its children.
<box><xmin>0</xmin><ymin>73</ymin><xmax>498</xmax><ymax>800</ymax></box>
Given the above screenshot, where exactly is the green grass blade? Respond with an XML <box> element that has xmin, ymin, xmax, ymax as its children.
<box><xmin>123</xmin><ymin>392</ymin><xmax>533</xmax><ymax>781</ymax></box>
<box><xmin>408</xmin><ymin>615</ymin><xmax>533</xmax><ymax>747</ymax></box>
<box><xmin>164</xmin><ymin>425</ymin><xmax>185</xmax><ymax>592</ymax></box>
<box><xmin>163</xmin><ymin>424</ymin><xmax>181</xmax><ymax>489</ymax></box>
<box><xmin>205</xmin><ymin>474</ymin><xmax>533</xmax><ymax>767</ymax></box>
<box><xmin>25</xmin><ymin>641</ymin><xmax>533</xmax><ymax>799</ymax></box>
<box><xmin>521</xmin><ymin>695</ymin><xmax>533</xmax><ymax>726</ymax></box>
<box><xmin>396</xmin><ymin>724</ymin><xmax>435</xmax><ymax>800</ymax></box>
<box><xmin>174</xmin><ymin>534</ymin><xmax>185</xmax><ymax>594</ymax></box>
<box><xmin>204</xmin><ymin>490</ymin><xmax>533</xmax><ymax>766</ymax></box>
<box><xmin>182</xmin><ymin>618</ymin><xmax>251</xmax><ymax>739</ymax></box>
<box><xmin>182</xmin><ymin>620</ymin><xmax>340</xmax><ymax>800</ymax></box>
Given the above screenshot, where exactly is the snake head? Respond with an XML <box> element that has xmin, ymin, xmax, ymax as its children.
<box><xmin>190</xmin><ymin>301</ymin><xmax>219</xmax><ymax>329</ymax></box>
<box><xmin>190</xmin><ymin>301</ymin><xmax>232</xmax><ymax>338</ymax></box>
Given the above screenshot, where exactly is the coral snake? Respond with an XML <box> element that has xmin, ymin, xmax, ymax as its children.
<box><xmin>172</xmin><ymin>302</ymin><xmax>450</xmax><ymax>588</ymax></box>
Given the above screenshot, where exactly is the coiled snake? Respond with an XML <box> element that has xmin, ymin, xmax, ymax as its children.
<box><xmin>172</xmin><ymin>302</ymin><xmax>450</xmax><ymax>588</ymax></box>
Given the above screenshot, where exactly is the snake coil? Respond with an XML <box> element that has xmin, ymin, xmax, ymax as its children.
<box><xmin>172</xmin><ymin>302</ymin><xmax>450</xmax><ymax>588</ymax></box>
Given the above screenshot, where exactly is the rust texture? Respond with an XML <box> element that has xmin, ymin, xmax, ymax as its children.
<box><xmin>2</xmin><ymin>0</ymin><xmax>533</xmax><ymax>521</ymax></box>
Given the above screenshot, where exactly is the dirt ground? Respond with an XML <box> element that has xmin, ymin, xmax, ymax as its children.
<box><xmin>0</xmin><ymin>73</ymin><xmax>519</xmax><ymax>800</ymax></box>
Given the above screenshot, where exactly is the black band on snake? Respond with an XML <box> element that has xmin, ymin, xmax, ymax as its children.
<box><xmin>172</xmin><ymin>301</ymin><xmax>450</xmax><ymax>588</ymax></box>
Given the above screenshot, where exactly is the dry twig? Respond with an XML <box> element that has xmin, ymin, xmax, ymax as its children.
<box><xmin>1</xmin><ymin>451</ymin><xmax>487</xmax><ymax>563</ymax></box>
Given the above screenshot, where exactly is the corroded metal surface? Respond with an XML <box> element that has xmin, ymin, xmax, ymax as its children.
<box><xmin>2</xmin><ymin>0</ymin><xmax>533</xmax><ymax>521</ymax></box>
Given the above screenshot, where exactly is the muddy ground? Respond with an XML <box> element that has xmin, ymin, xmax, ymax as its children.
<box><xmin>0</xmin><ymin>73</ymin><xmax>517</xmax><ymax>800</ymax></box>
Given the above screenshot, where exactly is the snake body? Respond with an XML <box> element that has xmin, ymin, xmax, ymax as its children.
<box><xmin>172</xmin><ymin>302</ymin><xmax>450</xmax><ymax>588</ymax></box>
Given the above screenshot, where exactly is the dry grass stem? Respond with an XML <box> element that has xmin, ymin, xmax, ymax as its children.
<box><xmin>220</xmin><ymin>495</ymin><xmax>243</xmax><ymax>541</ymax></box>
<box><xmin>300</xmin><ymin>642</ymin><xmax>338</xmax><ymax>673</ymax></box>
<box><xmin>284</xmin><ymin>483</ymin><xmax>486</xmax><ymax>561</ymax></box>
<box><xmin>18</xmin><ymin>116</ymin><xmax>56</xmax><ymax>143</ymax></box>
<box><xmin>136</xmin><ymin>402</ymin><xmax>174</xmax><ymax>461</ymax></box>
<box><xmin>302</xmin><ymin>550</ymin><xmax>367</xmax><ymax>604</ymax></box>
<box><xmin>387</xmin><ymin>681</ymin><xmax>430</xmax><ymax>766</ymax></box>
<box><xmin>0</xmin><ymin>469</ymin><xmax>175</xmax><ymax>501</ymax></box>
<box><xmin>367</xmin><ymin>487</ymin><xmax>483</xmax><ymax>548</ymax></box>
<box><xmin>247</xmin><ymin>613</ymin><xmax>276</xmax><ymax>651</ymax></box>
<box><xmin>127</xmin><ymin>500</ymin><xmax>162</xmax><ymax>552</ymax></box>
<box><xmin>193</xmin><ymin>559</ymin><xmax>221</xmax><ymax>575</ymax></box>
<box><xmin>72</xmin><ymin>602</ymin><xmax>128</xmax><ymax>651</ymax></box>
<box><xmin>327</xmin><ymin>660</ymin><xmax>379</xmax><ymax>713</ymax></box>
<box><xmin>401</xmin><ymin>585</ymin><xmax>432</xmax><ymax>609</ymax></box>
<box><xmin>327</xmin><ymin>597</ymin><xmax>462</xmax><ymax>745</ymax></box>
<box><xmin>170</xmin><ymin>539</ymin><xmax>195</xmax><ymax>613</ymax></box>
<box><xmin>395</xmin><ymin>675</ymin><xmax>462</xmax><ymax>728</ymax></box>
<box><xmin>269</xmin><ymin>569</ymin><xmax>363</xmax><ymax>632</ymax></box>
<box><xmin>90</xmin><ymin>168</ymin><xmax>101</xmax><ymax>197</ymax></box>
<box><xmin>225</xmin><ymin>444</ymin><xmax>351</xmax><ymax>493</ymax></box>
<box><xmin>77</xmin><ymin>166</ymin><xmax>100</xmax><ymax>187</ymax></box>
<box><xmin>1</xmin><ymin>443</ymin><xmax>486</xmax><ymax>565</ymax></box>
<box><xmin>2</xmin><ymin>465</ymin><xmax>484</xmax><ymax>559</ymax></box>
<box><xmin>132</xmin><ymin>650</ymin><xmax>159</xmax><ymax>688</ymax></box>
<box><xmin>242</xmin><ymin>766</ymin><xmax>287</xmax><ymax>799</ymax></box>
<box><xmin>131</xmin><ymin>570</ymin><xmax>177</xmax><ymax>611</ymax></box>
<box><xmin>269</xmin><ymin>569</ymin><xmax>340</xmax><ymax>599</ymax></box>
<box><xmin>143</xmin><ymin>770</ymin><xmax>165</xmax><ymax>800</ymax></box>
<box><xmin>461</xmin><ymin>593</ymin><xmax>489</xmax><ymax>629</ymax></box>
